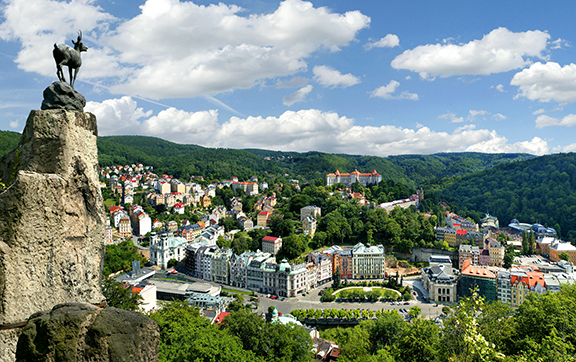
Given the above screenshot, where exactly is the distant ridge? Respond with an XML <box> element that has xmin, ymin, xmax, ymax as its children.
<box><xmin>94</xmin><ymin>134</ymin><xmax>534</xmax><ymax>186</ymax></box>
<box><xmin>0</xmin><ymin>131</ymin><xmax>536</xmax><ymax>187</ymax></box>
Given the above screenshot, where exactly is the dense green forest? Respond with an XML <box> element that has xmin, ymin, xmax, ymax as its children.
<box><xmin>424</xmin><ymin>152</ymin><xmax>576</xmax><ymax>242</ymax></box>
<box><xmin>143</xmin><ymin>285</ymin><xmax>576</xmax><ymax>361</ymax></box>
<box><xmin>318</xmin><ymin>285</ymin><xmax>576</xmax><ymax>361</ymax></box>
<box><xmin>94</xmin><ymin>135</ymin><xmax>533</xmax><ymax>186</ymax></box>
<box><xmin>262</xmin><ymin>150</ymin><xmax>535</xmax><ymax>186</ymax></box>
<box><xmin>0</xmin><ymin>130</ymin><xmax>20</xmax><ymax>158</ymax></box>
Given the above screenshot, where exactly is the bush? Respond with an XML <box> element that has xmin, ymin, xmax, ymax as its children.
<box><xmin>167</xmin><ymin>258</ymin><xmax>177</xmax><ymax>268</ymax></box>
<box><xmin>321</xmin><ymin>288</ymin><xmax>336</xmax><ymax>302</ymax></box>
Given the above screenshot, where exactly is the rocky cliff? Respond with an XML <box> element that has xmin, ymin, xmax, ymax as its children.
<box><xmin>15</xmin><ymin>303</ymin><xmax>159</xmax><ymax>362</ymax></box>
<box><xmin>0</xmin><ymin>92</ymin><xmax>106</xmax><ymax>360</ymax></box>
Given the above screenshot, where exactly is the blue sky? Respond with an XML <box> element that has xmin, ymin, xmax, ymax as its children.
<box><xmin>1</xmin><ymin>0</ymin><xmax>576</xmax><ymax>156</ymax></box>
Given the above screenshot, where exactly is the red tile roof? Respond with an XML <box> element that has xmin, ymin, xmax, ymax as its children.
<box><xmin>214</xmin><ymin>312</ymin><xmax>230</xmax><ymax>325</ymax></box>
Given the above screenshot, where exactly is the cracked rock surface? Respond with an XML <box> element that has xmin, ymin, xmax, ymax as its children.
<box><xmin>0</xmin><ymin>109</ymin><xmax>105</xmax><ymax>361</ymax></box>
<box><xmin>15</xmin><ymin>303</ymin><xmax>159</xmax><ymax>362</ymax></box>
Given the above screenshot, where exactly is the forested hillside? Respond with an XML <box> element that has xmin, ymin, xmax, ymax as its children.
<box><xmin>97</xmin><ymin>136</ymin><xmax>284</xmax><ymax>181</ymax></box>
<box><xmin>0</xmin><ymin>130</ymin><xmax>20</xmax><ymax>158</ymax></box>
<box><xmin>424</xmin><ymin>152</ymin><xmax>576</xmax><ymax>242</ymax></box>
<box><xmin>246</xmin><ymin>149</ymin><xmax>534</xmax><ymax>186</ymax></box>
<box><xmin>95</xmin><ymin>135</ymin><xmax>533</xmax><ymax>186</ymax></box>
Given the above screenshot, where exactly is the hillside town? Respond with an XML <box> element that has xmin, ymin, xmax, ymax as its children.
<box><xmin>101</xmin><ymin>163</ymin><xmax>576</xmax><ymax>360</ymax></box>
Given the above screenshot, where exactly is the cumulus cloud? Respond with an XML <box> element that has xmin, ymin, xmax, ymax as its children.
<box><xmin>493</xmin><ymin>113</ymin><xmax>507</xmax><ymax>121</ymax></box>
<box><xmin>391</xmin><ymin>27</ymin><xmax>550</xmax><ymax>79</ymax></box>
<box><xmin>465</xmin><ymin>136</ymin><xmax>549</xmax><ymax>155</ymax></box>
<box><xmin>533</xmin><ymin>108</ymin><xmax>546</xmax><ymax>115</ymax></box>
<box><xmin>511</xmin><ymin>62</ymin><xmax>576</xmax><ymax>103</ymax></box>
<box><xmin>85</xmin><ymin>96</ymin><xmax>152</xmax><ymax>135</ymax></box>
<box><xmin>560</xmin><ymin>143</ymin><xmax>576</xmax><ymax>152</ymax></box>
<box><xmin>0</xmin><ymin>0</ymin><xmax>370</xmax><ymax>99</ymax></box>
<box><xmin>283</xmin><ymin>85</ymin><xmax>313</xmax><ymax>106</ymax></box>
<box><xmin>438</xmin><ymin>112</ymin><xmax>464</xmax><ymax>123</ymax></box>
<box><xmin>535</xmin><ymin>114</ymin><xmax>576</xmax><ymax>129</ymax></box>
<box><xmin>369</xmin><ymin>80</ymin><xmax>418</xmax><ymax>100</ymax></box>
<box><xmin>312</xmin><ymin>65</ymin><xmax>360</xmax><ymax>88</ymax></box>
<box><xmin>364</xmin><ymin>34</ymin><xmax>399</xmax><ymax>50</ymax></box>
<box><xmin>87</xmin><ymin>97</ymin><xmax>550</xmax><ymax>156</ymax></box>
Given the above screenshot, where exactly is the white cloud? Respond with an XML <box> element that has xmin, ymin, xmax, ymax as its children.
<box><xmin>276</xmin><ymin>76</ymin><xmax>309</xmax><ymax>88</ymax></box>
<box><xmin>87</xmin><ymin>97</ymin><xmax>549</xmax><ymax>156</ymax></box>
<box><xmin>469</xmin><ymin>110</ymin><xmax>488</xmax><ymax>118</ymax></box>
<box><xmin>141</xmin><ymin>108</ymin><xmax>220</xmax><ymax>143</ymax></box>
<box><xmin>492</xmin><ymin>113</ymin><xmax>507</xmax><ymax>121</ymax></box>
<box><xmin>533</xmin><ymin>108</ymin><xmax>546</xmax><ymax>115</ymax></box>
<box><xmin>365</xmin><ymin>34</ymin><xmax>399</xmax><ymax>50</ymax></box>
<box><xmin>85</xmin><ymin>96</ymin><xmax>152</xmax><ymax>135</ymax></box>
<box><xmin>550</xmin><ymin>38</ymin><xmax>569</xmax><ymax>49</ymax></box>
<box><xmin>312</xmin><ymin>65</ymin><xmax>360</xmax><ymax>88</ymax></box>
<box><xmin>511</xmin><ymin>62</ymin><xmax>576</xmax><ymax>103</ymax></box>
<box><xmin>560</xmin><ymin>143</ymin><xmax>576</xmax><ymax>152</ymax></box>
<box><xmin>493</xmin><ymin>84</ymin><xmax>505</xmax><ymax>92</ymax></box>
<box><xmin>465</xmin><ymin>136</ymin><xmax>549</xmax><ymax>155</ymax></box>
<box><xmin>283</xmin><ymin>85</ymin><xmax>313</xmax><ymax>106</ymax></box>
<box><xmin>9</xmin><ymin>120</ymin><xmax>19</xmax><ymax>128</ymax></box>
<box><xmin>0</xmin><ymin>0</ymin><xmax>370</xmax><ymax>99</ymax></box>
<box><xmin>369</xmin><ymin>80</ymin><xmax>418</xmax><ymax>100</ymax></box>
<box><xmin>535</xmin><ymin>114</ymin><xmax>576</xmax><ymax>129</ymax></box>
<box><xmin>391</xmin><ymin>27</ymin><xmax>550</xmax><ymax>79</ymax></box>
<box><xmin>438</xmin><ymin>111</ymin><xmax>464</xmax><ymax>123</ymax></box>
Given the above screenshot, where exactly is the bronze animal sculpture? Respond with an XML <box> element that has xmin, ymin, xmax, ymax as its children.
<box><xmin>53</xmin><ymin>31</ymin><xmax>88</xmax><ymax>88</ymax></box>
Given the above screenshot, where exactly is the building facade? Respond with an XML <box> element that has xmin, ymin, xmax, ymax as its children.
<box><xmin>421</xmin><ymin>255</ymin><xmax>460</xmax><ymax>303</ymax></box>
<box><xmin>326</xmin><ymin>169</ymin><xmax>382</xmax><ymax>187</ymax></box>
<box><xmin>149</xmin><ymin>232</ymin><xmax>188</xmax><ymax>269</ymax></box>
<box><xmin>352</xmin><ymin>243</ymin><xmax>385</xmax><ymax>279</ymax></box>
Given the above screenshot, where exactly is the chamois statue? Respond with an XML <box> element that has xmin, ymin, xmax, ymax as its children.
<box><xmin>53</xmin><ymin>31</ymin><xmax>88</xmax><ymax>88</ymax></box>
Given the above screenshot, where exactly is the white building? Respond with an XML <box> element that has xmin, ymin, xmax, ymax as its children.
<box><xmin>352</xmin><ymin>243</ymin><xmax>385</xmax><ymax>279</ymax></box>
<box><xmin>421</xmin><ymin>255</ymin><xmax>460</xmax><ymax>303</ymax></box>
<box><xmin>307</xmin><ymin>252</ymin><xmax>332</xmax><ymax>285</ymax></box>
<box><xmin>230</xmin><ymin>251</ymin><xmax>257</xmax><ymax>288</ymax></box>
<box><xmin>262</xmin><ymin>236</ymin><xmax>283</xmax><ymax>256</ymax></box>
<box><xmin>194</xmin><ymin>244</ymin><xmax>218</xmax><ymax>281</ymax></box>
<box><xmin>211</xmin><ymin>248</ymin><xmax>233</xmax><ymax>284</ymax></box>
<box><xmin>300</xmin><ymin>205</ymin><xmax>321</xmax><ymax>222</ymax></box>
<box><xmin>149</xmin><ymin>232</ymin><xmax>188</xmax><ymax>269</ymax></box>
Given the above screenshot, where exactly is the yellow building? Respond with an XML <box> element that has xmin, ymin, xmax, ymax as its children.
<box><xmin>549</xmin><ymin>239</ymin><xmax>576</xmax><ymax>263</ymax></box>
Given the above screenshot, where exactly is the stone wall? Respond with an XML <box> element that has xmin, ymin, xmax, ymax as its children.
<box><xmin>410</xmin><ymin>248</ymin><xmax>458</xmax><ymax>265</ymax></box>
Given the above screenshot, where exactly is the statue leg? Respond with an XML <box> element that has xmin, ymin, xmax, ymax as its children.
<box><xmin>71</xmin><ymin>68</ymin><xmax>79</xmax><ymax>88</ymax></box>
<box><xmin>56</xmin><ymin>64</ymin><xmax>64</xmax><ymax>82</ymax></box>
<box><xmin>68</xmin><ymin>67</ymin><xmax>74</xmax><ymax>87</ymax></box>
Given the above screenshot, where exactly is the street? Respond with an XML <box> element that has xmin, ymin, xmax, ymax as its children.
<box><xmin>253</xmin><ymin>282</ymin><xmax>444</xmax><ymax>319</ymax></box>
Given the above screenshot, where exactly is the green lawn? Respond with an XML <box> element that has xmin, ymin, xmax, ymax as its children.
<box><xmin>222</xmin><ymin>288</ymin><xmax>252</xmax><ymax>295</ymax></box>
<box><xmin>104</xmin><ymin>198</ymin><xmax>117</xmax><ymax>208</ymax></box>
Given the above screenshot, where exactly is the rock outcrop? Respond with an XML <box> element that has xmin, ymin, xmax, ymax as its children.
<box><xmin>0</xmin><ymin>108</ymin><xmax>105</xmax><ymax>360</ymax></box>
<box><xmin>40</xmin><ymin>82</ymin><xmax>86</xmax><ymax>112</ymax></box>
<box><xmin>15</xmin><ymin>303</ymin><xmax>159</xmax><ymax>362</ymax></box>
